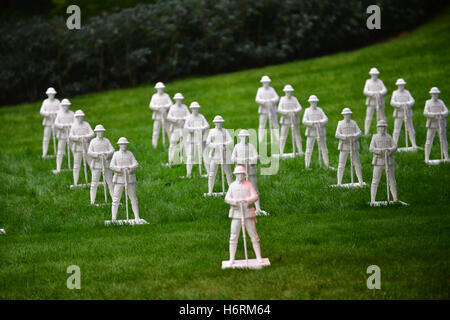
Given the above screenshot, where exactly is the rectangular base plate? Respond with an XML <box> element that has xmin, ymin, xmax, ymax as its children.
<box><xmin>42</xmin><ymin>155</ymin><xmax>56</xmax><ymax>159</ymax></box>
<box><xmin>70</xmin><ymin>183</ymin><xmax>90</xmax><ymax>189</ymax></box>
<box><xmin>51</xmin><ymin>168</ymin><xmax>72</xmax><ymax>174</ymax></box>
<box><xmin>203</xmin><ymin>192</ymin><xmax>226</xmax><ymax>197</ymax></box>
<box><xmin>272</xmin><ymin>152</ymin><xmax>304</xmax><ymax>159</ymax></box>
<box><xmin>104</xmin><ymin>219</ymin><xmax>149</xmax><ymax>226</ymax></box>
<box><xmin>397</xmin><ymin>146</ymin><xmax>422</xmax><ymax>152</ymax></box>
<box><xmin>222</xmin><ymin>258</ymin><xmax>271</xmax><ymax>269</ymax></box>
<box><xmin>369</xmin><ymin>200</ymin><xmax>409</xmax><ymax>207</ymax></box>
<box><xmin>426</xmin><ymin>159</ymin><xmax>450</xmax><ymax>165</ymax></box>
<box><xmin>330</xmin><ymin>182</ymin><xmax>367</xmax><ymax>188</ymax></box>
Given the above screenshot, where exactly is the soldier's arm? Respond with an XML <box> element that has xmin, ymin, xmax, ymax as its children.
<box><xmin>255</xmin><ymin>89</ymin><xmax>265</xmax><ymax>105</ymax></box>
<box><xmin>224</xmin><ymin>188</ymin><xmax>236</xmax><ymax>206</ymax></box>
<box><xmin>271</xmin><ymin>88</ymin><xmax>279</xmax><ymax>104</ymax></box>
<box><xmin>408</xmin><ymin>91</ymin><xmax>415</xmax><ymax>108</ymax></box>
<box><xmin>86</xmin><ymin>123</ymin><xmax>95</xmax><ymax>140</ymax></box>
<box><xmin>369</xmin><ymin>136</ymin><xmax>378</xmax><ymax>154</ymax></box>
<box><xmin>166</xmin><ymin>107</ymin><xmax>175</xmax><ymax>122</ymax></box>
<box><xmin>87</xmin><ymin>141</ymin><xmax>97</xmax><ymax>158</ymax></box>
<box><xmin>390</xmin><ymin>91</ymin><xmax>399</xmax><ymax>107</ymax></box>
<box><xmin>40</xmin><ymin>101</ymin><xmax>48</xmax><ymax>117</ymax></box>
<box><xmin>380</xmin><ymin>81</ymin><xmax>388</xmax><ymax>95</ymax></box>
<box><xmin>302</xmin><ymin>110</ymin><xmax>312</xmax><ymax>126</ymax></box>
<box><xmin>335</xmin><ymin>123</ymin><xmax>345</xmax><ymax>140</ymax></box>
<box><xmin>107</xmin><ymin>140</ymin><xmax>115</xmax><ymax>158</ymax></box>
<box><xmin>224</xmin><ymin>130</ymin><xmax>234</xmax><ymax>147</ymax></box>
<box><xmin>423</xmin><ymin>101</ymin><xmax>432</xmax><ymax>117</ymax></box>
<box><xmin>165</xmin><ymin>95</ymin><xmax>173</xmax><ymax>109</ymax></box>
<box><xmin>277</xmin><ymin>98</ymin><xmax>285</xmax><ymax>114</ymax></box>
<box><xmin>246</xmin><ymin>183</ymin><xmax>259</xmax><ymax>204</ymax></box>
<box><xmin>389</xmin><ymin>138</ymin><xmax>397</xmax><ymax>154</ymax></box>
<box><xmin>441</xmin><ymin>100</ymin><xmax>449</xmax><ymax>117</ymax></box>
<box><xmin>363</xmin><ymin>80</ymin><xmax>372</xmax><ymax>97</ymax></box>
<box><xmin>320</xmin><ymin>109</ymin><xmax>328</xmax><ymax>125</ymax></box>
<box><xmin>129</xmin><ymin>152</ymin><xmax>139</xmax><ymax>172</ymax></box>
<box><xmin>354</xmin><ymin>122</ymin><xmax>363</xmax><ymax>139</ymax></box>
<box><xmin>201</xmin><ymin>116</ymin><xmax>210</xmax><ymax>130</ymax></box>
<box><xmin>295</xmin><ymin>99</ymin><xmax>302</xmax><ymax>113</ymax></box>
<box><xmin>249</xmin><ymin>144</ymin><xmax>258</xmax><ymax>163</ymax></box>
<box><xmin>148</xmin><ymin>95</ymin><xmax>160</xmax><ymax>111</ymax></box>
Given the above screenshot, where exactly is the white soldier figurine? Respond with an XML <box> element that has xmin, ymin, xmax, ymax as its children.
<box><xmin>369</xmin><ymin>120</ymin><xmax>400</xmax><ymax>205</ymax></box>
<box><xmin>110</xmin><ymin>137</ymin><xmax>140</xmax><ymax>222</ymax></box>
<box><xmin>277</xmin><ymin>84</ymin><xmax>303</xmax><ymax>156</ymax></box>
<box><xmin>53</xmin><ymin>98</ymin><xmax>74</xmax><ymax>173</ymax></box>
<box><xmin>69</xmin><ymin>110</ymin><xmax>94</xmax><ymax>187</ymax></box>
<box><xmin>40</xmin><ymin>87</ymin><xmax>60</xmax><ymax>158</ymax></box>
<box><xmin>390</xmin><ymin>78</ymin><xmax>417</xmax><ymax>150</ymax></box>
<box><xmin>363</xmin><ymin>67</ymin><xmax>388</xmax><ymax>135</ymax></box>
<box><xmin>184</xmin><ymin>102</ymin><xmax>210</xmax><ymax>177</ymax></box>
<box><xmin>255</xmin><ymin>75</ymin><xmax>279</xmax><ymax>145</ymax></box>
<box><xmin>166</xmin><ymin>93</ymin><xmax>190</xmax><ymax>166</ymax></box>
<box><xmin>302</xmin><ymin>95</ymin><xmax>330</xmax><ymax>169</ymax></box>
<box><xmin>334</xmin><ymin>108</ymin><xmax>365</xmax><ymax>186</ymax></box>
<box><xmin>424</xmin><ymin>87</ymin><xmax>449</xmax><ymax>163</ymax></box>
<box><xmin>231</xmin><ymin>130</ymin><xmax>268</xmax><ymax>215</ymax></box>
<box><xmin>87</xmin><ymin>125</ymin><xmax>115</xmax><ymax>204</ymax></box>
<box><xmin>222</xmin><ymin>165</ymin><xmax>270</xmax><ymax>269</ymax></box>
<box><xmin>149</xmin><ymin>82</ymin><xmax>172</xmax><ymax>149</ymax></box>
<box><xmin>206</xmin><ymin>116</ymin><xmax>233</xmax><ymax>196</ymax></box>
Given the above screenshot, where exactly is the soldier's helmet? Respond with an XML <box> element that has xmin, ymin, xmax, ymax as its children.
<box><xmin>283</xmin><ymin>84</ymin><xmax>294</xmax><ymax>92</ymax></box>
<box><xmin>260</xmin><ymin>75</ymin><xmax>271</xmax><ymax>83</ymax></box>
<box><xmin>60</xmin><ymin>98</ymin><xmax>71</xmax><ymax>106</ymax></box>
<box><xmin>117</xmin><ymin>137</ymin><xmax>129</xmax><ymax>145</ymax></box>
<box><xmin>341</xmin><ymin>107</ymin><xmax>352</xmax><ymax>115</ymax></box>
<box><xmin>233</xmin><ymin>165</ymin><xmax>247</xmax><ymax>175</ymax></box>
<box><xmin>213</xmin><ymin>115</ymin><xmax>225</xmax><ymax>123</ymax></box>
<box><xmin>189</xmin><ymin>101</ymin><xmax>200</xmax><ymax>109</ymax></box>
<box><xmin>46</xmin><ymin>87</ymin><xmax>57</xmax><ymax>95</ymax></box>
<box><xmin>238</xmin><ymin>129</ymin><xmax>250</xmax><ymax>137</ymax></box>
<box><xmin>308</xmin><ymin>95</ymin><xmax>319</xmax><ymax>102</ymax></box>
<box><xmin>395</xmin><ymin>78</ymin><xmax>406</xmax><ymax>86</ymax></box>
<box><xmin>429</xmin><ymin>87</ymin><xmax>440</xmax><ymax>94</ymax></box>
<box><xmin>154</xmin><ymin>82</ymin><xmax>165</xmax><ymax>89</ymax></box>
<box><xmin>377</xmin><ymin>120</ymin><xmax>388</xmax><ymax>127</ymax></box>
<box><xmin>369</xmin><ymin>67</ymin><xmax>380</xmax><ymax>75</ymax></box>
<box><xmin>94</xmin><ymin>124</ymin><xmax>106</xmax><ymax>132</ymax></box>
<box><xmin>74</xmin><ymin>109</ymin><xmax>85</xmax><ymax>117</ymax></box>
<box><xmin>174</xmin><ymin>93</ymin><xmax>184</xmax><ymax>100</ymax></box>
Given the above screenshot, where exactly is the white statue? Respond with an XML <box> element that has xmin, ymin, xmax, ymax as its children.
<box><xmin>166</xmin><ymin>93</ymin><xmax>190</xmax><ymax>166</ymax></box>
<box><xmin>87</xmin><ymin>125</ymin><xmax>115</xmax><ymax>205</ymax></box>
<box><xmin>184</xmin><ymin>102</ymin><xmax>210</xmax><ymax>177</ymax></box>
<box><xmin>110</xmin><ymin>137</ymin><xmax>140</xmax><ymax>222</ymax></box>
<box><xmin>390</xmin><ymin>78</ymin><xmax>418</xmax><ymax>151</ymax></box>
<box><xmin>222</xmin><ymin>165</ymin><xmax>270</xmax><ymax>269</ymax></box>
<box><xmin>53</xmin><ymin>99</ymin><xmax>74</xmax><ymax>173</ymax></box>
<box><xmin>149</xmin><ymin>82</ymin><xmax>172</xmax><ymax>149</ymax></box>
<box><xmin>302</xmin><ymin>95</ymin><xmax>330</xmax><ymax>169</ymax></box>
<box><xmin>369</xmin><ymin>120</ymin><xmax>400</xmax><ymax>205</ymax></box>
<box><xmin>277</xmin><ymin>84</ymin><xmax>303</xmax><ymax>156</ymax></box>
<box><xmin>363</xmin><ymin>67</ymin><xmax>387</xmax><ymax>135</ymax></box>
<box><xmin>255</xmin><ymin>75</ymin><xmax>279</xmax><ymax>145</ymax></box>
<box><xmin>69</xmin><ymin>110</ymin><xmax>94</xmax><ymax>187</ymax></box>
<box><xmin>424</xmin><ymin>87</ymin><xmax>449</xmax><ymax>163</ymax></box>
<box><xmin>231</xmin><ymin>130</ymin><xmax>268</xmax><ymax>215</ymax></box>
<box><xmin>0</xmin><ymin>228</ymin><xmax>5</xmax><ymax>235</ymax></box>
<box><xmin>39</xmin><ymin>87</ymin><xmax>60</xmax><ymax>158</ymax></box>
<box><xmin>334</xmin><ymin>108</ymin><xmax>365</xmax><ymax>186</ymax></box>
<box><xmin>206</xmin><ymin>115</ymin><xmax>233</xmax><ymax>196</ymax></box>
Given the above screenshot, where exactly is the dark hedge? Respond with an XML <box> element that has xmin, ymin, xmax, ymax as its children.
<box><xmin>0</xmin><ymin>0</ymin><xmax>445</xmax><ymax>105</ymax></box>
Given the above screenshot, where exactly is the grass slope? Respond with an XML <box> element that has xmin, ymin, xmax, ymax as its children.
<box><xmin>0</xmin><ymin>9</ymin><xmax>449</xmax><ymax>299</ymax></box>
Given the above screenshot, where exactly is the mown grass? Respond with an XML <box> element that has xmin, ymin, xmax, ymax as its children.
<box><xmin>0</xmin><ymin>8</ymin><xmax>449</xmax><ymax>299</ymax></box>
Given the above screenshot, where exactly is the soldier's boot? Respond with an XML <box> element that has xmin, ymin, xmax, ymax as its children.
<box><xmin>186</xmin><ymin>164</ymin><xmax>193</xmax><ymax>177</ymax></box>
<box><xmin>279</xmin><ymin>138</ymin><xmax>286</xmax><ymax>155</ymax></box>
<box><xmin>56</xmin><ymin>154</ymin><xmax>63</xmax><ymax>172</ymax></box>
<box><xmin>390</xmin><ymin>182</ymin><xmax>398</xmax><ymax>202</ymax></box>
<box><xmin>73</xmin><ymin>167</ymin><xmax>80</xmax><ymax>186</ymax></box>
<box><xmin>168</xmin><ymin>144</ymin><xmax>174</xmax><ymax>164</ymax></box>
<box><xmin>355</xmin><ymin>163</ymin><xmax>364</xmax><ymax>184</ymax></box>
<box><xmin>408</xmin><ymin>127</ymin><xmax>418</xmax><ymax>148</ymax></box>
<box><xmin>295</xmin><ymin>133</ymin><xmax>303</xmax><ymax>154</ymax></box>
<box><xmin>208</xmin><ymin>173</ymin><xmax>216</xmax><ymax>194</ymax></box>
<box><xmin>131</xmin><ymin>198</ymin><xmax>140</xmax><ymax>221</ymax></box>
<box><xmin>364</xmin><ymin>119</ymin><xmax>371</xmax><ymax>135</ymax></box>
<box><xmin>229</xmin><ymin>241</ymin><xmax>238</xmax><ymax>264</ymax></box>
<box><xmin>442</xmin><ymin>138</ymin><xmax>449</xmax><ymax>160</ymax></box>
<box><xmin>252</xmin><ymin>240</ymin><xmax>263</xmax><ymax>263</ymax></box>
<box><xmin>90</xmin><ymin>184</ymin><xmax>97</xmax><ymax>204</ymax></box>
<box><xmin>305</xmin><ymin>152</ymin><xmax>312</xmax><ymax>168</ymax></box>
<box><xmin>370</xmin><ymin>183</ymin><xmax>378</xmax><ymax>203</ymax></box>
<box><xmin>322</xmin><ymin>150</ymin><xmax>330</xmax><ymax>168</ymax></box>
<box><xmin>337</xmin><ymin>166</ymin><xmax>344</xmax><ymax>184</ymax></box>
<box><xmin>42</xmin><ymin>138</ymin><xmax>49</xmax><ymax>157</ymax></box>
<box><xmin>425</xmin><ymin>143</ymin><xmax>432</xmax><ymax>162</ymax></box>
<box><xmin>152</xmin><ymin>133</ymin><xmax>158</xmax><ymax>149</ymax></box>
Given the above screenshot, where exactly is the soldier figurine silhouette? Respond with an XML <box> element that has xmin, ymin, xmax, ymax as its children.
<box><xmin>166</xmin><ymin>93</ymin><xmax>190</xmax><ymax>166</ymax></box>
<box><xmin>53</xmin><ymin>98</ymin><xmax>74</xmax><ymax>174</ymax></box>
<box><xmin>149</xmin><ymin>82</ymin><xmax>172</xmax><ymax>149</ymax></box>
<box><xmin>40</xmin><ymin>87</ymin><xmax>60</xmax><ymax>158</ymax></box>
<box><xmin>363</xmin><ymin>67</ymin><xmax>387</xmax><ymax>135</ymax></box>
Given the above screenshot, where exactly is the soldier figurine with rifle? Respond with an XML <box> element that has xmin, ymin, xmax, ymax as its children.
<box><xmin>39</xmin><ymin>87</ymin><xmax>60</xmax><ymax>158</ymax></box>
<box><xmin>363</xmin><ymin>67</ymin><xmax>387</xmax><ymax>135</ymax></box>
<box><xmin>149</xmin><ymin>82</ymin><xmax>172</xmax><ymax>149</ymax></box>
<box><xmin>166</xmin><ymin>93</ymin><xmax>190</xmax><ymax>166</ymax></box>
<box><xmin>255</xmin><ymin>75</ymin><xmax>280</xmax><ymax>146</ymax></box>
<box><xmin>53</xmin><ymin>99</ymin><xmax>74</xmax><ymax>173</ymax></box>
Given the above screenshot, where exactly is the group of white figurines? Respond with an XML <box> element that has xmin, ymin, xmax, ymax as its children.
<box><xmin>38</xmin><ymin>67</ymin><xmax>448</xmax><ymax>268</ymax></box>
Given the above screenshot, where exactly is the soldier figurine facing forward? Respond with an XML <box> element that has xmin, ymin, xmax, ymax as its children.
<box><xmin>40</xmin><ymin>87</ymin><xmax>60</xmax><ymax>157</ymax></box>
<box><xmin>363</xmin><ymin>67</ymin><xmax>387</xmax><ymax>135</ymax></box>
<box><xmin>149</xmin><ymin>82</ymin><xmax>172</xmax><ymax>149</ymax></box>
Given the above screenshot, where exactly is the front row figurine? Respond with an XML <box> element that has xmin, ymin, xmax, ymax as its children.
<box><xmin>369</xmin><ymin>120</ymin><xmax>407</xmax><ymax>206</ymax></box>
<box><xmin>333</xmin><ymin>108</ymin><xmax>365</xmax><ymax>187</ymax></box>
<box><xmin>107</xmin><ymin>137</ymin><xmax>147</xmax><ymax>225</ymax></box>
<box><xmin>424</xmin><ymin>87</ymin><xmax>449</xmax><ymax>164</ymax></box>
<box><xmin>222</xmin><ymin>166</ymin><xmax>270</xmax><ymax>269</ymax></box>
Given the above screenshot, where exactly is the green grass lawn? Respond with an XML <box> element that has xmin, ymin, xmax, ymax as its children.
<box><xmin>1</xmin><ymin>8</ymin><xmax>449</xmax><ymax>299</ymax></box>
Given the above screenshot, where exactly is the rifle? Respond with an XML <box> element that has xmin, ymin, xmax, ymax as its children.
<box><xmin>384</xmin><ymin>149</ymin><xmax>390</xmax><ymax>203</ymax></box>
<box><xmin>315</xmin><ymin>122</ymin><xmax>322</xmax><ymax>168</ymax></box>
<box><xmin>123</xmin><ymin>168</ymin><xmax>129</xmax><ymax>221</ymax></box>
<box><xmin>290</xmin><ymin>113</ymin><xmax>296</xmax><ymax>156</ymax></box>
<box><xmin>81</xmin><ymin>137</ymin><xmax>89</xmax><ymax>185</ymax></box>
<box><xmin>239</xmin><ymin>201</ymin><xmax>249</xmax><ymax>265</ymax></box>
<box><xmin>66</xmin><ymin>126</ymin><xmax>71</xmax><ymax>169</ymax></box>
<box><xmin>101</xmin><ymin>154</ymin><xmax>107</xmax><ymax>203</ymax></box>
<box><xmin>349</xmin><ymin>137</ymin><xmax>354</xmax><ymax>184</ymax></box>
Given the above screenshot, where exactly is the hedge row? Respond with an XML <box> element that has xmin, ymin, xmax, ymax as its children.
<box><xmin>0</xmin><ymin>0</ymin><xmax>444</xmax><ymax>105</ymax></box>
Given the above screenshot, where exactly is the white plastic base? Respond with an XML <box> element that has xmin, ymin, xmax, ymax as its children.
<box><xmin>0</xmin><ymin>228</ymin><xmax>5</xmax><ymax>235</ymax></box>
<box><xmin>397</xmin><ymin>146</ymin><xmax>422</xmax><ymax>152</ymax></box>
<box><xmin>203</xmin><ymin>192</ymin><xmax>226</xmax><ymax>197</ymax></box>
<box><xmin>222</xmin><ymin>258</ymin><xmax>271</xmax><ymax>269</ymax></box>
<box><xmin>91</xmin><ymin>202</ymin><xmax>109</xmax><ymax>207</ymax></box>
<box><xmin>70</xmin><ymin>183</ymin><xmax>90</xmax><ymax>189</ymax></box>
<box><xmin>104</xmin><ymin>219</ymin><xmax>149</xmax><ymax>226</ymax></box>
<box><xmin>368</xmin><ymin>200</ymin><xmax>409</xmax><ymax>207</ymax></box>
<box><xmin>42</xmin><ymin>155</ymin><xmax>56</xmax><ymax>159</ymax></box>
<box><xmin>330</xmin><ymin>182</ymin><xmax>367</xmax><ymax>188</ymax></box>
<box><xmin>426</xmin><ymin>159</ymin><xmax>450</xmax><ymax>165</ymax></box>
<box><xmin>272</xmin><ymin>152</ymin><xmax>304</xmax><ymax>159</ymax></box>
<box><xmin>52</xmin><ymin>168</ymin><xmax>72</xmax><ymax>174</ymax></box>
